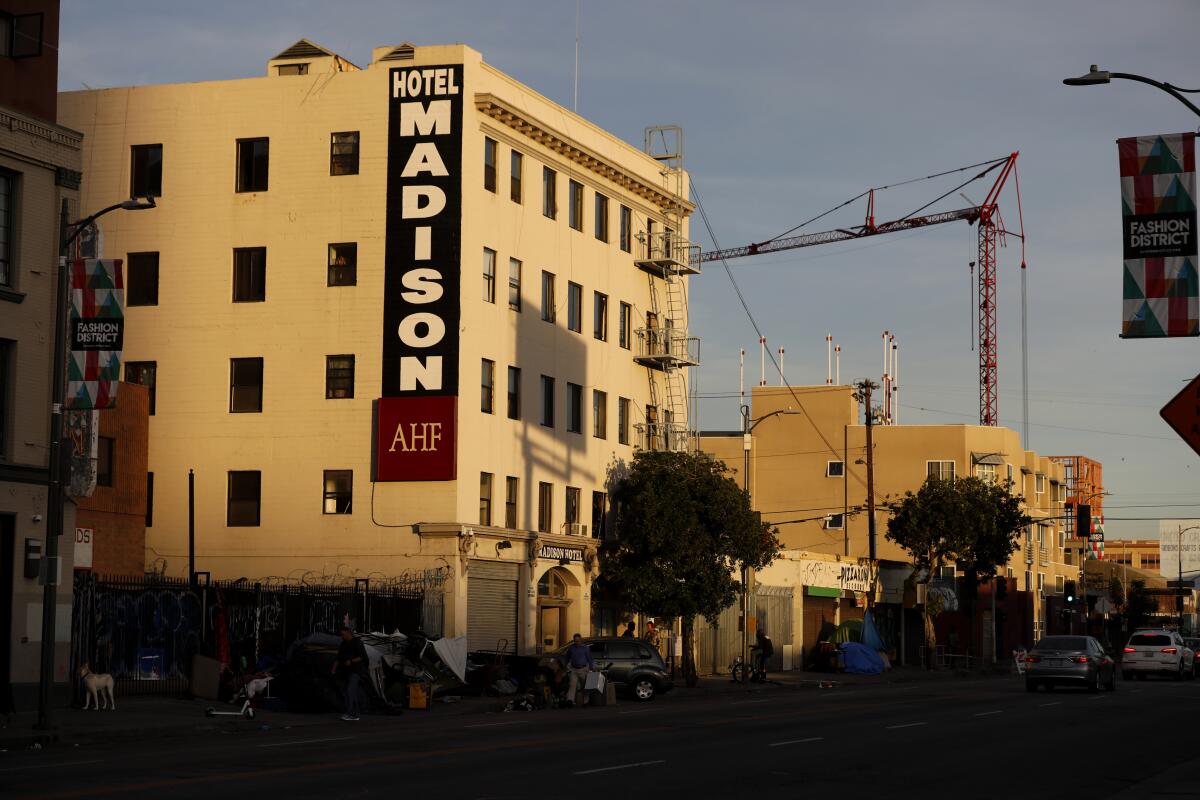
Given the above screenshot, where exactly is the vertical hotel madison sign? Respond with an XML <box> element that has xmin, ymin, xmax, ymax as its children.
<box><xmin>1119</xmin><ymin>132</ymin><xmax>1198</xmax><ymax>338</ymax></box>
<box><xmin>376</xmin><ymin>65</ymin><xmax>464</xmax><ymax>480</ymax></box>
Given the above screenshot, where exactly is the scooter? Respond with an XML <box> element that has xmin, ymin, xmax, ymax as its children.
<box><xmin>204</xmin><ymin>698</ymin><xmax>255</xmax><ymax>719</ymax></box>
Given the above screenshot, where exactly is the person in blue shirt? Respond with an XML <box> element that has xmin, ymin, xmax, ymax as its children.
<box><xmin>563</xmin><ymin>633</ymin><xmax>594</xmax><ymax>705</ymax></box>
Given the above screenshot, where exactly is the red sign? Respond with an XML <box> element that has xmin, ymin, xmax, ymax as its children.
<box><xmin>1161</xmin><ymin>374</ymin><xmax>1200</xmax><ymax>458</ymax></box>
<box><xmin>375</xmin><ymin>396</ymin><xmax>457</xmax><ymax>481</ymax></box>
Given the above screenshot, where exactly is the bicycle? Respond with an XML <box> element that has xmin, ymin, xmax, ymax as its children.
<box><xmin>729</xmin><ymin>654</ymin><xmax>767</xmax><ymax>683</ymax></box>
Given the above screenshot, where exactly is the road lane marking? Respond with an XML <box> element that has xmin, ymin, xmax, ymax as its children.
<box><xmin>769</xmin><ymin>736</ymin><xmax>824</xmax><ymax>747</ymax></box>
<box><xmin>463</xmin><ymin>721</ymin><xmax>531</xmax><ymax>729</ymax></box>
<box><xmin>257</xmin><ymin>736</ymin><xmax>354</xmax><ymax>748</ymax></box>
<box><xmin>1038</xmin><ymin>702</ymin><xmax>1062</xmax><ymax>707</ymax></box>
<box><xmin>0</xmin><ymin>759</ymin><xmax>105</xmax><ymax>773</ymax></box>
<box><xmin>731</xmin><ymin>699</ymin><xmax>772</xmax><ymax>705</ymax></box>
<box><xmin>573</xmin><ymin>760</ymin><xmax>665</xmax><ymax>775</ymax></box>
<box><xmin>885</xmin><ymin>722</ymin><xmax>926</xmax><ymax>729</ymax></box>
<box><xmin>973</xmin><ymin>710</ymin><xmax>1003</xmax><ymax>717</ymax></box>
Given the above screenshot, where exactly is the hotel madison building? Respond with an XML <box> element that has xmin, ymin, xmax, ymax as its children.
<box><xmin>58</xmin><ymin>40</ymin><xmax>699</xmax><ymax>655</ymax></box>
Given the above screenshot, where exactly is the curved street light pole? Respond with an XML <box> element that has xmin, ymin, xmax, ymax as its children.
<box><xmin>1176</xmin><ymin>525</ymin><xmax>1200</xmax><ymax>631</ymax></box>
<box><xmin>1063</xmin><ymin>66</ymin><xmax>1200</xmax><ymax>118</ymax></box>
<box><xmin>38</xmin><ymin>197</ymin><xmax>156</xmax><ymax>731</ymax></box>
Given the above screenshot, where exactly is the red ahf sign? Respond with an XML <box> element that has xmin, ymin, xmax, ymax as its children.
<box><xmin>374</xmin><ymin>396</ymin><xmax>457</xmax><ymax>481</ymax></box>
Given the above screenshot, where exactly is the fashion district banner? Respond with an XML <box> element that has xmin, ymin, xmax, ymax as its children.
<box><xmin>1119</xmin><ymin>132</ymin><xmax>1197</xmax><ymax>338</ymax></box>
<box><xmin>66</xmin><ymin>258</ymin><xmax>124</xmax><ymax>409</ymax></box>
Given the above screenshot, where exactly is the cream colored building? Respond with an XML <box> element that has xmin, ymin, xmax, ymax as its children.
<box><xmin>1</xmin><ymin>1</ymin><xmax>81</xmax><ymax>707</ymax></box>
<box><xmin>59</xmin><ymin>40</ymin><xmax>698</xmax><ymax>655</ymax></box>
<box><xmin>701</xmin><ymin>385</ymin><xmax>1079</xmax><ymax>661</ymax></box>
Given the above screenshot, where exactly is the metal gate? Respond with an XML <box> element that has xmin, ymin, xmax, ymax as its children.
<box><xmin>467</xmin><ymin>560</ymin><xmax>518</xmax><ymax>653</ymax></box>
<box><xmin>695</xmin><ymin>585</ymin><xmax>794</xmax><ymax>675</ymax></box>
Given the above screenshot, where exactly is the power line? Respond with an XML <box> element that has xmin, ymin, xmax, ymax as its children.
<box><xmin>900</xmin><ymin>403</ymin><xmax>1178</xmax><ymax>441</ymax></box>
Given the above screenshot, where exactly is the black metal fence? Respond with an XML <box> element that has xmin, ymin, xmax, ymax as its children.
<box><xmin>71</xmin><ymin>571</ymin><xmax>446</xmax><ymax>696</ymax></box>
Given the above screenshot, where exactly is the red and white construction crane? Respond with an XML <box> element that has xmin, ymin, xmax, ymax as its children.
<box><xmin>699</xmin><ymin>153</ymin><xmax>1027</xmax><ymax>429</ymax></box>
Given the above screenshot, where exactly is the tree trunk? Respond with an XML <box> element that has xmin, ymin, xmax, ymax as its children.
<box><xmin>923</xmin><ymin>601</ymin><xmax>937</xmax><ymax>670</ymax></box>
<box><xmin>962</xmin><ymin>570</ymin><xmax>978</xmax><ymax>669</ymax></box>
<box><xmin>682</xmin><ymin>617</ymin><xmax>698</xmax><ymax>688</ymax></box>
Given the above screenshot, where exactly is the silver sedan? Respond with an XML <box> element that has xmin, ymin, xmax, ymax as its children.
<box><xmin>1024</xmin><ymin>635</ymin><xmax>1116</xmax><ymax>693</ymax></box>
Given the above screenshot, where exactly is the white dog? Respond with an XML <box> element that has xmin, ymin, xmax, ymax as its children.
<box><xmin>78</xmin><ymin>663</ymin><xmax>116</xmax><ymax>711</ymax></box>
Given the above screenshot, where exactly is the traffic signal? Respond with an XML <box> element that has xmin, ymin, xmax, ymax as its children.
<box><xmin>1065</xmin><ymin>580</ymin><xmax>1077</xmax><ymax>604</ymax></box>
<box><xmin>1077</xmin><ymin>504</ymin><xmax>1092</xmax><ymax>539</ymax></box>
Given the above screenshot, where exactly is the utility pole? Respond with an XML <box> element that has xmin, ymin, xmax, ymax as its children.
<box><xmin>853</xmin><ymin>380</ymin><xmax>879</xmax><ymax>562</ymax></box>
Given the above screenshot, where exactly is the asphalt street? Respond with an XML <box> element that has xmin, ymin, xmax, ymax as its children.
<box><xmin>4</xmin><ymin>675</ymin><xmax>1199</xmax><ymax>799</ymax></box>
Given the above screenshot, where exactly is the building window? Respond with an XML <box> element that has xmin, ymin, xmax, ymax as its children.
<box><xmin>4</xmin><ymin>12</ymin><xmax>43</xmax><ymax>58</ymax></box>
<box><xmin>510</xmin><ymin>151</ymin><xmax>523</xmax><ymax>203</ymax></box>
<box><xmin>277</xmin><ymin>63</ymin><xmax>309</xmax><ymax>76</ymax></box>
<box><xmin>0</xmin><ymin>171</ymin><xmax>12</xmax><ymax>287</ymax></box>
<box><xmin>566</xmin><ymin>383</ymin><xmax>583</xmax><ymax>434</ymax></box>
<box><xmin>541</xmin><ymin>271</ymin><xmax>556</xmax><ymax>322</ymax></box>
<box><xmin>593</xmin><ymin>390</ymin><xmax>607</xmax><ymax>439</ymax></box>
<box><xmin>975</xmin><ymin>463</ymin><xmax>997</xmax><ymax>484</ymax></box>
<box><xmin>233</xmin><ymin>247</ymin><xmax>266</xmax><ymax>302</ymax></box>
<box><xmin>236</xmin><ymin>137</ymin><xmax>269</xmax><ymax>192</ymax></box>
<box><xmin>227</xmin><ymin>470</ymin><xmax>261</xmax><ymax>526</ymax></box>
<box><xmin>507</xmin><ymin>366</ymin><xmax>520</xmax><ymax>420</ymax></box>
<box><xmin>328</xmin><ymin>242</ymin><xmax>357</xmax><ymax>286</ymax></box>
<box><xmin>538</xmin><ymin>482</ymin><xmax>553</xmax><ymax>533</ymax></box>
<box><xmin>542</xmin><ymin>166</ymin><xmax>556</xmax><ymax>219</ymax></box>
<box><xmin>619</xmin><ymin>205</ymin><xmax>632</xmax><ymax>253</ymax></box>
<box><xmin>1035</xmin><ymin>473</ymin><xmax>1046</xmax><ymax>494</ymax></box>
<box><xmin>566</xmin><ymin>486</ymin><xmax>581</xmax><ymax>525</ymax></box>
<box><xmin>592</xmin><ymin>491</ymin><xmax>607</xmax><ymax>539</ymax></box>
<box><xmin>146</xmin><ymin>472</ymin><xmax>154</xmax><ymax>527</ymax></box>
<box><xmin>593</xmin><ymin>292</ymin><xmax>608</xmax><ymax>341</ymax></box>
<box><xmin>1142</xmin><ymin>555</ymin><xmax>1160</xmax><ymax>569</ymax></box>
<box><xmin>826</xmin><ymin>461</ymin><xmax>844</xmax><ymax>477</ymax></box>
<box><xmin>482</xmin><ymin>247</ymin><xmax>496</xmax><ymax>303</ymax></box>
<box><xmin>479</xmin><ymin>472</ymin><xmax>493</xmax><ymax>526</ymax></box>
<box><xmin>505</xmin><ymin>476</ymin><xmax>519</xmax><ymax>528</ymax></box>
<box><xmin>618</xmin><ymin>302</ymin><xmax>632</xmax><ymax>349</ymax></box>
<box><xmin>483</xmin><ymin>137</ymin><xmax>497</xmax><ymax>192</ymax></box>
<box><xmin>481</xmin><ymin>359</ymin><xmax>495</xmax><ymax>413</ymax></box>
<box><xmin>125</xmin><ymin>361</ymin><xmax>157</xmax><ymax>415</ymax></box>
<box><xmin>97</xmin><ymin>436</ymin><xmax>115</xmax><ymax>487</ymax></box>
<box><xmin>540</xmin><ymin>375</ymin><xmax>555</xmax><ymax>427</ymax></box>
<box><xmin>567</xmin><ymin>282</ymin><xmax>582</xmax><ymax>333</ymax></box>
<box><xmin>927</xmin><ymin>460</ymin><xmax>955</xmax><ymax>481</ymax></box>
<box><xmin>230</xmin><ymin>357</ymin><xmax>264</xmax><ymax>413</ymax></box>
<box><xmin>330</xmin><ymin>131</ymin><xmax>360</xmax><ymax>176</ymax></box>
<box><xmin>568</xmin><ymin>180</ymin><xmax>583</xmax><ymax>231</ymax></box>
<box><xmin>130</xmin><ymin>144</ymin><xmax>163</xmax><ymax>198</ymax></box>
<box><xmin>1007</xmin><ymin>464</ymin><xmax>1015</xmax><ymax>489</ymax></box>
<box><xmin>0</xmin><ymin>340</ymin><xmax>8</xmax><ymax>456</ymax></box>
<box><xmin>506</xmin><ymin>258</ymin><xmax>522</xmax><ymax>311</ymax></box>
<box><xmin>594</xmin><ymin>193</ymin><xmax>609</xmax><ymax>242</ymax></box>
<box><xmin>325</xmin><ymin>355</ymin><xmax>354</xmax><ymax>399</ymax></box>
<box><xmin>126</xmin><ymin>252</ymin><xmax>159</xmax><ymax>306</ymax></box>
<box><xmin>825</xmin><ymin>513</ymin><xmax>845</xmax><ymax>530</ymax></box>
<box><xmin>323</xmin><ymin>470</ymin><xmax>352</xmax><ymax>514</ymax></box>
<box><xmin>618</xmin><ymin>397</ymin><xmax>631</xmax><ymax>445</ymax></box>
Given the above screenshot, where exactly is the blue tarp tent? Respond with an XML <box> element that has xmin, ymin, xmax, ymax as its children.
<box><xmin>861</xmin><ymin>610</ymin><xmax>886</xmax><ymax>652</ymax></box>
<box><xmin>839</xmin><ymin>641</ymin><xmax>885</xmax><ymax>674</ymax></box>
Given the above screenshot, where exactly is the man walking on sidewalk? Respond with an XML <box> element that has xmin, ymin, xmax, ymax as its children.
<box><xmin>332</xmin><ymin>626</ymin><xmax>368</xmax><ymax>720</ymax></box>
<box><xmin>564</xmin><ymin>633</ymin><xmax>594</xmax><ymax>706</ymax></box>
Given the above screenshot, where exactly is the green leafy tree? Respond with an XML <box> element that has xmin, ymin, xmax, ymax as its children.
<box><xmin>886</xmin><ymin>476</ymin><xmax>1031</xmax><ymax>667</ymax></box>
<box><xmin>598</xmin><ymin>450</ymin><xmax>779</xmax><ymax>687</ymax></box>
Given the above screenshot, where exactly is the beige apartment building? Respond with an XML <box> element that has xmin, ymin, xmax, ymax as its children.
<box><xmin>701</xmin><ymin>385</ymin><xmax>1078</xmax><ymax>663</ymax></box>
<box><xmin>1</xmin><ymin>0</ymin><xmax>81</xmax><ymax>708</ymax></box>
<box><xmin>59</xmin><ymin>40</ymin><xmax>698</xmax><ymax>655</ymax></box>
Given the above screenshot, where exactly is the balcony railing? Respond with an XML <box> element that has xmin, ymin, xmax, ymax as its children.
<box><xmin>1038</xmin><ymin>545</ymin><xmax>1049</xmax><ymax>567</ymax></box>
<box><xmin>634</xmin><ymin>231</ymin><xmax>701</xmax><ymax>277</ymax></box>
<box><xmin>1024</xmin><ymin>547</ymin><xmax>1034</xmax><ymax>565</ymax></box>
<box><xmin>634</xmin><ymin>422</ymin><xmax>694</xmax><ymax>453</ymax></box>
<box><xmin>633</xmin><ymin>328</ymin><xmax>700</xmax><ymax>369</ymax></box>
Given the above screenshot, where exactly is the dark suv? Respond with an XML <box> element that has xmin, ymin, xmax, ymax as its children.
<box><xmin>541</xmin><ymin>637</ymin><xmax>673</xmax><ymax>701</ymax></box>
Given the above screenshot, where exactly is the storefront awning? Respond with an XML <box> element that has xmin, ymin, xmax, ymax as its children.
<box><xmin>806</xmin><ymin>586</ymin><xmax>840</xmax><ymax>598</ymax></box>
<box><xmin>971</xmin><ymin>452</ymin><xmax>1005</xmax><ymax>465</ymax></box>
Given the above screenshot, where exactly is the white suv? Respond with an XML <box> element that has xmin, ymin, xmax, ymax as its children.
<box><xmin>1122</xmin><ymin>629</ymin><xmax>1196</xmax><ymax>680</ymax></box>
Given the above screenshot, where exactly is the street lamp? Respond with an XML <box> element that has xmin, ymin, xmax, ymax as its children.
<box><xmin>1174</xmin><ymin>525</ymin><xmax>1200</xmax><ymax>632</ymax></box>
<box><xmin>38</xmin><ymin>196</ymin><xmax>156</xmax><ymax>731</ymax></box>
<box><xmin>1071</xmin><ymin>489</ymin><xmax>1107</xmax><ymax>636</ymax></box>
<box><xmin>1062</xmin><ymin>65</ymin><xmax>1200</xmax><ymax>118</ymax></box>
<box><xmin>738</xmin><ymin>404</ymin><xmax>800</xmax><ymax>682</ymax></box>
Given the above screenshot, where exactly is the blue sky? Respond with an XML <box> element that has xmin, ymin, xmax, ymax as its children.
<box><xmin>60</xmin><ymin>0</ymin><xmax>1200</xmax><ymax>539</ymax></box>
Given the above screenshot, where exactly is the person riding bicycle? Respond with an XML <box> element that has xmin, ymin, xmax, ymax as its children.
<box><xmin>751</xmin><ymin>629</ymin><xmax>774</xmax><ymax>677</ymax></box>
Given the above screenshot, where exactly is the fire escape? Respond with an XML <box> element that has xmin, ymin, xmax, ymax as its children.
<box><xmin>633</xmin><ymin>126</ymin><xmax>699</xmax><ymax>452</ymax></box>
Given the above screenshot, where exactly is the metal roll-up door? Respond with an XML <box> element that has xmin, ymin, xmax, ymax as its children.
<box><xmin>468</xmin><ymin>560</ymin><xmax>519</xmax><ymax>653</ymax></box>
